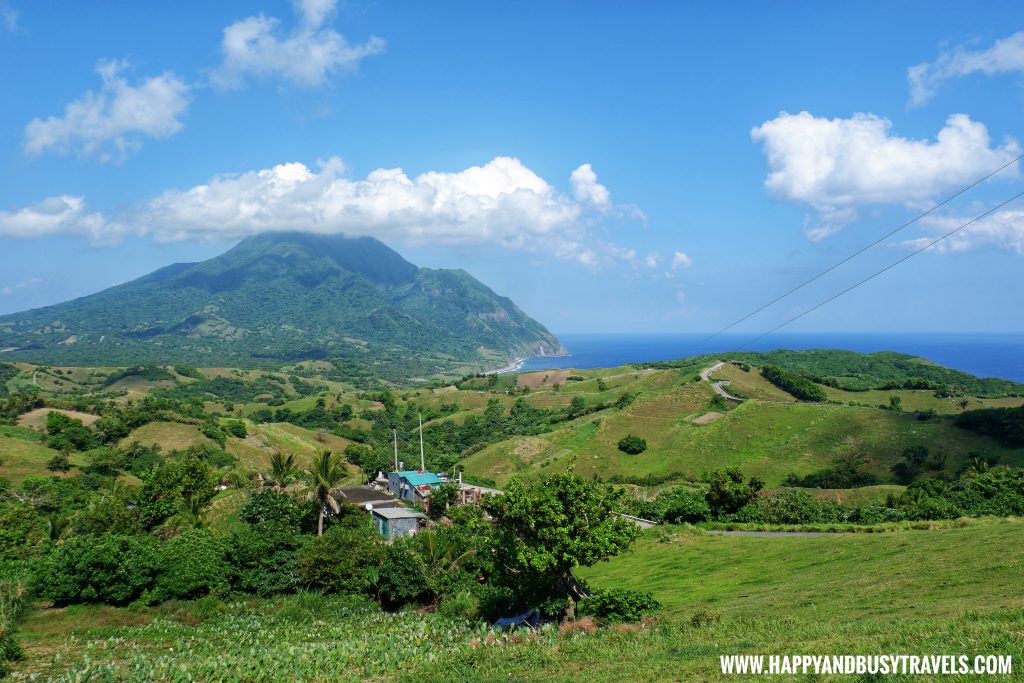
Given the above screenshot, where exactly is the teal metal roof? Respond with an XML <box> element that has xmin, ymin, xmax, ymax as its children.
<box><xmin>397</xmin><ymin>471</ymin><xmax>443</xmax><ymax>486</ymax></box>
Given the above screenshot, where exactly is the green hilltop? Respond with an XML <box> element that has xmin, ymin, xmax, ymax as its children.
<box><xmin>0</xmin><ymin>232</ymin><xmax>565</xmax><ymax>372</ymax></box>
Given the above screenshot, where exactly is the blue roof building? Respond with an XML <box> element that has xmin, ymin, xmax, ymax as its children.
<box><xmin>387</xmin><ymin>470</ymin><xmax>444</xmax><ymax>504</ymax></box>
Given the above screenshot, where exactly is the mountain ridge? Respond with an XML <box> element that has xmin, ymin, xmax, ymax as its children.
<box><xmin>0</xmin><ymin>232</ymin><xmax>566</xmax><ymax>369</ymax></box>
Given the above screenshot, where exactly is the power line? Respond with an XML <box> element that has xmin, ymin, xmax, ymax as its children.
<box><xmin>691</xmin><ymin>151</ymin><xmax>1024</xmax><ymax>351</ymax></box>
<box><xmin>737</xmin><ymin>190</ymin><xmax>1024</xmax><ymax>349</ymax></box>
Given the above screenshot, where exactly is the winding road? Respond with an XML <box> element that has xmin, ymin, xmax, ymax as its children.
<box><xmin>699</xmin><ymin>362</ymin><xmax>743</xmax><ymax>402</ymax></box>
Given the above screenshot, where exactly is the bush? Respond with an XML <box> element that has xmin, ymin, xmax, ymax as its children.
<box><xmin>436</xmin><ymin>590</ymin><xmax>479</xmax><ymax>621</ymax></box>
<box><xmin>630</xmin><ymin>486</ymin><xmax>710</xmax><ymax>523</ymax></box>
<box><xmin>227</xmin><ymin>525</ymin><xmax>302</xmax><ymax>597</ymax></box>
<box><xmin>376</xmin><ymin>539</ymin><xmax>431</xmax><ymax>606</ymax></box>
<box><xmin>152</xmin><ymin>529</ymin><xmax>230</xmax><ymax>602</ymax></box>
<box><xmin>617</xmin><ymin>434</ymin><xmax>647</xmax><ymax>455</ymax></box>
<box><xmin>46</xmin><ymin>452</ymin><xmax>72</xmax><ymax>473</ymax></box>
<box><xmin>577</xmin><ymin>589</ymin><xmax>661</xmax><ymax>623</ymax></box>
<box><xmin>239</xmin><ymin>490</ymin><xmax>311</xmax><ymax>533</ymax></box>
<box><xmin>760</xmin><ymin>365</ymin><xmax>826</xmax><ymax>402</ymax></box>
<box><xmin>33</xmin><ymin>534</ymin><xmax>159</xmax><ymax>605</ymax></box>
<box><xmin>225</xmin><ymin>420</ymin><xmax>248</xmax><ymax>438</ymax></box>
<box><xmin>296</xmin><ymin>526</ymin><xmax>384</xmax><ymax>594</ymax></box>
<box><xmin>706</xmin><ymin>467</ymin><xmax>764</xmax><ymax>517</ymax></box>
<box><xmin>735</xmin><ymin>488</ymin><xmax>844</xmax><ymax>524</ymax></box>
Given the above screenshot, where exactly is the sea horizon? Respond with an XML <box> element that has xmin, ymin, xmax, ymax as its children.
<box><xmin>517</xmin><ymin>331</ymin><xmax>1024</xmax><ymax>383</ymax></box>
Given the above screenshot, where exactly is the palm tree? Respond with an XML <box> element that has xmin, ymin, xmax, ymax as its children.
<box><xmin>307</xmin><ymin>449</ymin><xmax>347</xmax><ymax>536</ymax></box>
<box><xmin>179</xmin><ymin>494</ymin><xmax>209</xmax><ymax>529</ymax></box>
<box><xmin>46</xmin><ymin>512</ymin><xmax>71</xmax><ymax>541</ymax></box>
<box><xmin>268</xmin><ymin>450</ymin><xmax>297</xmax><ymax>490</ymax></box>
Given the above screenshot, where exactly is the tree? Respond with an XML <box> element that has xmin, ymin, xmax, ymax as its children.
<box><xmin>307</xmin><ymin>450</ymin><xmax>347</xmax><ymax>536</ymax></box>
<box><xmin>959</xmin><ymin>398</ymin><xmax>970</xmax><ymax>411</ymax></box>
<box><xmin>427</xmin><ymin>482</ymin><xmax>460</xmax><ymax>519</ymax></box>
<box><xmin>46</xmin><ymin>450</ymin><xmax>72</xmax><ymax>473</ymax></box>
<box><xmin>889</xmin><ymin>395</ymin><xmax>903</xmax><ymax>411</ymax></box>
<box><xmin>483</xmin><ymin>464</ymin><xmax>639</xmax><ymax>617</ymax></box>
<box><xmin>296</xmin><ymin>526</ymin><xmax>383</xmax><ymax>594</ymax></box>
<box><xmin>617</xmin><ymin>434</ymin><xmax>647</xmax><ymax>455</ymax></box>
<box><xmin>137</xmin><ymin>456</ymin><xmax>218</xmax><ymax>529</ymax></box>
<box><xmin>706</xmin><ymin>467</ymin><xmax>764</xmax><ymax>517</ymax></box>
<box><xmin>268</xmin><ymin>450</ymin><xmax>297</xmax><ymax>490</ymax></box>
<box><xmin>567</xmin><ymin>396</ymin><xmax>586</xmax><ymax>419</ymax></box>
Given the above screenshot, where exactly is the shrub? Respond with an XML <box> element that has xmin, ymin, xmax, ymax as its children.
<box><xmin>436</xmin><ymin>590</ymin><xmax>479</xmax><ymax>621</ymax></box>
<box><xmin>34</xmin><ymin>534</ymin><xmax>159</xmax><ymax>605</ymax></box>
<box><xmin>296</xmin><ymin>526</ymin><xmax>384</xmax><ymax>594</ymax></box>
<box><xmin>225</xmin><ymin>420</ymin><xmax>247</xmax><ymax>438</ymax></box>
<box><xmin>0</xmin><ymin>505</ymin><xmax>42</xmax><ymax>561</ymax></box>
<box><xmin>760</xmin><ymin>365</ymin><xmax>826</xmax><ymax>402</ymax></box>
<box><xmin>152</xmin><ymin>529</ymin><xmax>230</xmax><ymax>602</ymax></box>
<box><xmin>617</xmin><ymin>434</ymin><xmax>647</xmax><ymax>455</ymax></box>
<box><xmin>577</xmin><ymin>589</ymin><xmax>661</xmax><ymax>623</ymax></box>
<box><xmin>137</xmin><ymin>456</ymin><xmax>218</xmax><ymax>529</ymax></box>
<box><xmin>227</xmin><ymin>525</ymin><xmax>302</xmax><ymax>597</ymax></box>
<box><xmin>735</xmin><ymin>488</ymin><xmax>844</xmax><ymax>524</ymax></box>
<box><xmin>706</xmin><ymin>467</ymin><xmax>764</xmax><ymax>517</ymax></box>
<box><xmin>638</xmin><ymin>487</ymin><xmax>710</xmax><ymax>523</ymax></box>
<box><xmin>46</xmin><ymin>452</ymin><xmax>72</xmax><ymax>473</ymax></box>
<box><xmin>239</xmin><ymin>490</ymin><xmax>310</xmax><ymax>533</ymax></box>
<box><xmin>376</xmin><ymin>539</ymin><xmax>431</xmax><ymax>606</ymax></box>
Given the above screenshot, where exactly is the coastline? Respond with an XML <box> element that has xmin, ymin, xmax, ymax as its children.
<box><xmin>488</xmin><ymin>351</ymin><xmax>573</xmax><ymax>375</ymax></box>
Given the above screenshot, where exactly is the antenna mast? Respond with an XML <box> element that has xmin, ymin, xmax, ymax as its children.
<box><xmin>419</xmin><ymin>413</ymin><xmax>425</xmax><ymax>472</ymax></box>
<box><xmin>392</xmin><ymin>428</ymin><xmax>398</xmax><ymax>471</ymax></box>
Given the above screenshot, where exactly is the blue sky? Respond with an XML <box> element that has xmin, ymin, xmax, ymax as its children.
<box><xmin>1</xmin><ymin>1</ymin><xmax>1023</xmax><ymax>335</ymax></box>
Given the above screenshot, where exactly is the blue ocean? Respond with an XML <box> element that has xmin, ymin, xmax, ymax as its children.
<box><xmin>518</xmin><ymin>332</ymin><xmax>1024</xmax><ymax>383</ymax></box>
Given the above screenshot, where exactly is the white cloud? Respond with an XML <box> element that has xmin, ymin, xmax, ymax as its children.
<box><xmin>644</xmin><ymin>253</ymin><xmax>661</xmax><ymax>268</ymax></box>
<box><xmin>909</xmin><ymin>32</ymin><xmax>1024</xmax><ymax>106</ymax></box>
<box><xmin>1</xmin><ymin>277</ymin><xmax>42</xmax><ymax>296</ymax></box>
<box><xmin>0</xmin><ymin>157</ymin><xmax>647</xmax><ymax>266</ymax></box>
<box><xmin>751</xmin><ymin>111</ymin><xmax>1020</xmax><ymax>240</ymax></box>
<box><xmin>211</xmin><ymin>0</ymin><xmax>384</xmax><ymax>89</ymax></box>
<box><xmin>570</xmin><ymin>163</ymin><xmax>611</xmax><ymax>209</ymax></box>
<box><xmin>0</xmin><ymin>195</ymin><xmax>112</xmax><ymax>241</ymax></box>
<box><xmin>671</xmin><ymin>251</ymin><xmax>693</xmax><ymax>269</ymax></box>
<box><xmin>23</xmin><ymin>60</ymin><xmax>190</xmax><ymax>161</ymax></box>
<box><xmin>900</xmin><ymin>209</ymin><xmax>1024</xmax><ymax>254</ymax></box>
<box><xmin>675</xmin><ymin>290</ymin><xmax>686</xmax><ymax>304</ymax></box>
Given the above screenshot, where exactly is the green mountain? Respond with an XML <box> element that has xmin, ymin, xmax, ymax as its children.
<box><xmin>0</xmin><ymin>232</ymin><xmax>566</xmax><ymax>368</ymax></box>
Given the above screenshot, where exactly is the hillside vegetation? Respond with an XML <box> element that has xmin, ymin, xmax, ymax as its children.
<box><xmin>3</xmin><ymin>350</ymin><xmax>1023</xmax><ymax>493</ymax></box>
<box><xmin>650</xmin><ymin>349</ymin><xmax>1024</xmax><ymax>397</ymax></box>
<box><xmin>0</xmin><ymin>232</ymin><xmax>564</xmax><ymax>374</ymax></box>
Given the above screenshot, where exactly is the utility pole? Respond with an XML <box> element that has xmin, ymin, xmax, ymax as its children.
<box><xmin>419</xmin><ymin>413</ymin><xmax>425</xmax><ymax>472</ymax></box>
<box><xmin>392</xmin><ymin>428</ymin><xmax>398</xmax><ymax>471</ymax></box>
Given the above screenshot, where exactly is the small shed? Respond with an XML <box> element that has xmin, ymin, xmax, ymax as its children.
<box><xmin>371</xmin><ymin>507</ymin><xmax>427</xmax><ymax>540</ymax></box>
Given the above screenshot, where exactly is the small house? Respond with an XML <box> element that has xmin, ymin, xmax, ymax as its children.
<box><xmin>387</xmin><ymin>470</ymin><xmax>444</xmax><ymax>504</ymax></box>
<box><xmin>371</xmin><ymin>507</ymin><xmax>427</xmax><ymax>539</ymax></box>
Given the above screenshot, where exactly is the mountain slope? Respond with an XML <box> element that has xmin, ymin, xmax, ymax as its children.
<box><xmin>0</xmin><ymin>232</ymin><xmax>565</xmax><ymax>368</ymax></box>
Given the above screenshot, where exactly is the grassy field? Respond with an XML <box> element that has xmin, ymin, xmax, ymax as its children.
<box><xmin>579</xmin><ymin>519</ymin><xmax>1024</xmax><ymax>618</ymax></box>
<box><xmin>17</xmin><ymin>408</ymin><xmax>99</xmax><ymax>430</ymax></box>
<box><xmin>462</xmin><ymin>375</ymin><xmax>1024</xmax><ymax>487</ymax></box>
<box><xmin>120</xmin><ymin>421</ymin><xmax>214</xmax><ymax>452</ymax></box>
<box><xmin>11</xmin><ymin>521</ymin><xmax>1023</xmax><ymax>681</ymax></box>
<box><xmin>0</xmin><ymin>425</ymin><xmax>82</xmax><ymax>484</ymax></box>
